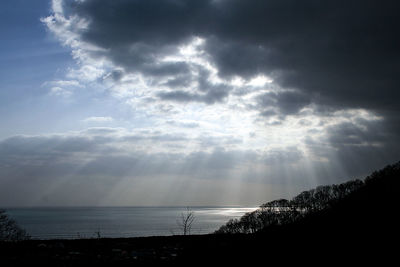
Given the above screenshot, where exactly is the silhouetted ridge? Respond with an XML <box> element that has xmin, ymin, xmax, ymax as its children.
<box><xmin>215</xmin><ymin>161</ymin><xmax>400</xmax><ymax>234</ymax></box>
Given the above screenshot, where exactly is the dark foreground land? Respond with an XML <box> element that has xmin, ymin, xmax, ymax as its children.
<box><xmin>1</xmin><ymin>163</ymin><xmax>399</xmax><ymax>266</ymax></box>
<box><xmin>0</xmin><ymin>221</ymin><xmax>397</xmax><ymax>266</ymax></box>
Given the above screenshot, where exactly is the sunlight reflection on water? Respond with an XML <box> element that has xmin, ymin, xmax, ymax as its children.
<box><xmin>195</xmin><ymin>207</ymin><xmax>258</xmax><ymax>216</ymax></box>
<box><xmin>6</xmin><ymin>206</ymin><xmax>259</xmax><ymax>239</ymax></box>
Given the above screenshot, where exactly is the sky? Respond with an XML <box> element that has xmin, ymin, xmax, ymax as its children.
<box><xmin>1</xmin><ymin>0</ymin><xmax>400</xmax><ymax>207</ymax></box>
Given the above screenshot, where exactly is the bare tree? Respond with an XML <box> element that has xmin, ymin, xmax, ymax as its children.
<box><xmin>177</xmin><ymin>207</ymin><xmax>195</xmax><ymax>235</ymax></box>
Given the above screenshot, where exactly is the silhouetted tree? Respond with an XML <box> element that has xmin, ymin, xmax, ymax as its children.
<box><xmin>177</xmin><ymin>207</ymin><xmax>195</xmax><ymax>235</ymax></box>
<box><xmin>240</xmin><ymin>212</ymin><xmax>262</xmax><ymax>233</ymax></box>
<box><xmin>0</xmin><ymin>210</ymin><xmax>30</xmax><ymax>241</ymax></box>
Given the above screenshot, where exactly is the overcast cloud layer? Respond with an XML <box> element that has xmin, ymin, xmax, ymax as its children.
<box><xmin>1</xmin><ymin>0</ymin><xmax>400</xmax><ymax>206</ymax></box>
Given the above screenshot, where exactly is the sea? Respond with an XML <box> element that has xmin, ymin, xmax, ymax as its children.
<box><xmin>4</xmin><ymin>206</ymin><xmax>258</xmax><ymax>240</ymax></box>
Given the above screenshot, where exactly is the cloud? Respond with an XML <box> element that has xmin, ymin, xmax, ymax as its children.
<box><xmin>44</xmin><ymin>79</ymin><xmax>84</xmax><ymax>98</ymax></box>
<box><xmin>166</xmin><ymin>120</ymin><xmax>199</xmax><ymax>128</ymax></box>
<box><xmin>0</xmin><ymin>130</ymin><xmax>308</xmax><ymax>205</ymax></box>
<box><xmin>256</xmin><ymin>90</ymin><xmax>311</xmax><ymax>118</ymax></box>
<box><xmin>82</xmin><ymin>116</ymin><xmax>114</xmax><ymax>123</ymax></box>
<box><xmin>49</xmin><ymin>86</ymin><xmax>72</xmax><ymax>97</ymax></box>
<box><xmin>0</xmin><ymin>131</ymin><xmax>304</xmax><ymax>179</ymax></box>
<box><xmin>43</xmin><ymin>1</ymin><xmax>400</xmax><ymax>113</ymax></box>
<box><xmin>43</xmin><ymin>80</ymin><xmax>83</xmax><ymax>88</ymax></box>
<box><xmin>157</xmin><ymin>89</ymin><xmax>229</xmax><ymax>105</ymax></box>
<box><xmin>35</xmin><ymin>0</ymin><xmax>400</xmax><ymax>206</ymax></box>
<box><xmin>303</xmin><ymin>112</ymin><xmax>400</xmax><ymax>179</ymax></box>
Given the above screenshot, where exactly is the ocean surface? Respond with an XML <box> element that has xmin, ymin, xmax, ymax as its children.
<box><xmin>5</xmin><ymin>206</ymin><xmax>257</xmax><ymax>240</ymax></box>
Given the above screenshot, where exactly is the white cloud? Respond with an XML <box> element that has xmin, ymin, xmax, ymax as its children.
<box><xmin>43</xmin><ymin>80</ymin><xmax>83</xmax><ymax>88</ymax></box>
<box><xmin>82</xmin><ymin>116</ymin><xmax>114</xmax><ymax>123</ymax></box>
<box><xmin>49</xmin><ymin>86</ymin><xmax>72</xmax><ymax>97</ymax></box>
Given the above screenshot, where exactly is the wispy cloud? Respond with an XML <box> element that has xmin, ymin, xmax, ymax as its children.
<box><xmin>82</xmin><ymin>116</ymin><xmax>114</xmax><ymax>123</ymax></box>
<box><xmin>49</xmin><ymin>86</ymin><xmax>72</xmax><ymax>98</ymax></box>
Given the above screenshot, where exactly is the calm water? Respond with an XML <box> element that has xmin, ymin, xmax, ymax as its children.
<box><xmin>5</xmin><ymin>207</ymin><xmax>257</xmax><ymax>240</ymax></box>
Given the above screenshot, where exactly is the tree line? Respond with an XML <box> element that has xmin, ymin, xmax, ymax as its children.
<box><xmin>215</xmin><ymin>161</ymin><xmax>400</xmax><ymax>234</ymax></box>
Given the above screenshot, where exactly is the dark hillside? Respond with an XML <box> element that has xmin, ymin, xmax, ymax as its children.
<box><xmin>296</xmin><ymin>162</ymin><xmax>400</xmax><ymax>231</ymax></box>
<box><xmin>210</xmin><ymin>162</ymin><xmax>400</xmax><ymax>264</ymax></box>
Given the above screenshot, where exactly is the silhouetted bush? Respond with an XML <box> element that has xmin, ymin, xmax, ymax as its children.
<box><xmin>0</xmin><ymin>210</ymin><xmax>30</xmax><ymax>241</ymax></box>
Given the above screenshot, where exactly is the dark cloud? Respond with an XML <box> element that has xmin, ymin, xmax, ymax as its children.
<box><xmin>327</xmin><ymin>121</ymin><xmax>382</xmax><ymax>147</ymax></box>
<box><xmin>62</xmin><ymin>0</ymin><xmax>400</xmax><ymax>111</ymax></box>
<box><xmin>305</xmin><ymin>117</ymin><xmax>400</xmax><ymax>179</ymax></box>
<box><xmin>157</xmin><ymin>90</ymin><xmax>199</xmax><ymax>103</ymax></box>
<box><xmin>275</xmin><ymin>91</ymin><xmax>311</xmax><ymax>115</ymax></box>
<box><xmin>206</xmin><ymin>0</ymin><xmax>400</xmax><ymax>112</ymax></box>
<box><xmin>162</xmin><ymin>75</ymin><xmax>193</xmax><ymax>88</ymax></box>
<box><xmin>157</xmin><ymin>88</ymin><xmax>229</xmax><ymax>104</ymax></box>
<box><xmin>156</xmin><ymin>66</ymin><xmax>232</xmax><ymax>104</ymax></box>
<box><xmin>257</xmin><ymin>90</ymin><xmax>311</xmax><ymax>117</ymax></box>
<box><xmin>106</xmin><ymin>69</ymin><xmax>124</xmax><ymax>81</ymax></box>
